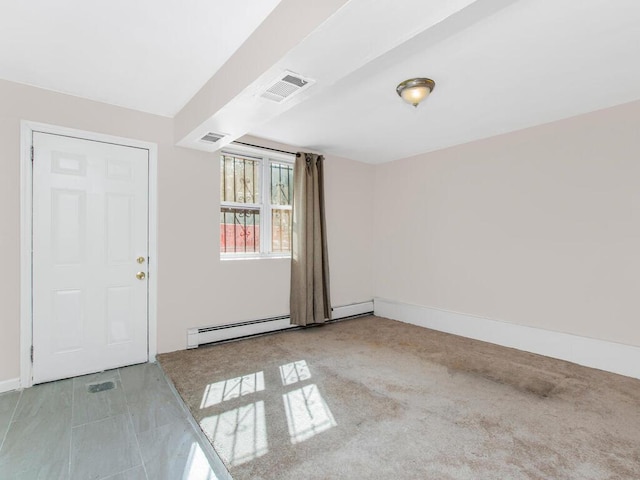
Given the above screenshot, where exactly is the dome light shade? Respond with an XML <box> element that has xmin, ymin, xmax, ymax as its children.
<box><xmin>396</xmin><ymin>78</ymin><xmax>435</xmax><ymax>107</ymax></box>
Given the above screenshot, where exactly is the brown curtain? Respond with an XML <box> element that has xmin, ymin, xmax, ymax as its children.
<box><xmin>290</xmin><ymin>152</ymin><xmax>331</xmax><ymax>326</ymax></box>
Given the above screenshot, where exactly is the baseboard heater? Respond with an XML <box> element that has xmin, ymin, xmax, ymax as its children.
<box><xmin>187</xmin><ymin>301</ymin><xmax>374</xmax><ymax>348</ymax></box>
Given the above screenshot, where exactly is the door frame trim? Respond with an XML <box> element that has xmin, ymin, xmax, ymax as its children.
<box><xmin>20</xmin><ymin>121</ymin><xmax>159</xmax><ymax>388</ymax></box>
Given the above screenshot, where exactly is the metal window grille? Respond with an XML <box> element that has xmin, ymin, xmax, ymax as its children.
<box><xmin>270</xmin><ymin>161</ymin><xmax>293</xmax><ymax>253</ymax></box>
<box><xmin>220</xmin><ymin>153</ymin><xmax>293</xmax><ymax>256</ymax></box>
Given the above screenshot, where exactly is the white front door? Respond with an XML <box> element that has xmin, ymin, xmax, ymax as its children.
<box><xmin>32</xmin><ymin>132</ymin><xmax>149</xmax><ymax>384</ymax></box>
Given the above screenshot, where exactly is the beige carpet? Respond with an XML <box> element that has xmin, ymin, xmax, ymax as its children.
<box><xmin>158</xmin><ymin>316</ymin><xmax>640</xmax><ymax>479</ymax></box>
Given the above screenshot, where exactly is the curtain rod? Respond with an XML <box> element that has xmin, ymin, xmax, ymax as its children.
<box><xmin>232</xmin><ymin>141</ymin><xmax>300</xmax><ymax>157</ymax></box>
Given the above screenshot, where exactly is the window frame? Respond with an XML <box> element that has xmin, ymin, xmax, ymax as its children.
<box><xmin>220</xmin><ymin>144</ymin><xmax>295</xmax><ymax>260</ymax></box>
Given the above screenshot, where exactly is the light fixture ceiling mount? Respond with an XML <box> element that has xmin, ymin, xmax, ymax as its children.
<box><xmin>396</xmin><ymin>77</ymin><xmax>435</xmax><ymax>107</ymax></box>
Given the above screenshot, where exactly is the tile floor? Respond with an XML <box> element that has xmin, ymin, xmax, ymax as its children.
<box><xmin>0</xmin><ymin>363</ymin><xmax>230</xmax><ymax>480</ymax></box>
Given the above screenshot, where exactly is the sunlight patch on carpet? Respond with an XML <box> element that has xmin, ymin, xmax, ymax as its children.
<box><xmin>200</xmin><ymin>371</ymin><xmax>265</xmax><ymax>408</ymax></box>
<box><xmin>283</xmin><ymin>384</ymin><xmax>337</xmax><ymax>444</ymax></box>
<box><xmin>201</xmin><ymin>400</ymin><xmax>268</xmax><ymax>467</ymax></box>
<box><xmin>279</xmin><ymin>360</ymin><xmax>311</xmax><ymax>386</ymax></box>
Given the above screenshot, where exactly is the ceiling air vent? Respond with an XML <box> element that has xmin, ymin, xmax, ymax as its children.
<box><xmin>199</xmin><ymin>132</ymin><xmax>226</xmax><ymax>144</ymax></box>
<box><xmin>260</xmin><ymin>71</ymin><xmax>315</xmax><ymax>103</ymax></box>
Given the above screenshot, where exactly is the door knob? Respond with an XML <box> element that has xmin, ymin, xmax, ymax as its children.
<box><xmin>136</xmin><ymin>271</ymin><xmax>146</xmax><ymax>280</ymax></box>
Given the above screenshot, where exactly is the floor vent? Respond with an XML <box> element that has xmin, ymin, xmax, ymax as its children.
<box><xmin>187</xmin><ymin>301</ymin><xmax>374</xmax><ymax>348</ymax></box>
<box><xmin>87</xmin><ymin>381</ymin><xmax>116</xmax><ymax>393</ymax></box>
<box><xmin>260</xmin><ymin>71</ymin><xmax>315</xmax><ymax>103</ymax></box>
<box><xmin>199</xmin><ymin>132</ymin><xmax>226</xmax><ymax>144</ymax></box>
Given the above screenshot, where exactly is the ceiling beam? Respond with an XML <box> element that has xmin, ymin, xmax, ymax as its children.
<box><xmin>174</xmin><ymin>0</ymin><xmax>350</xmax><ymax>145</ymax></box>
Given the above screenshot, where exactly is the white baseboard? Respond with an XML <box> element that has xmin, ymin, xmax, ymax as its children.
<box><xmin>374</xmin><ymin>298</ymin><xmax>640</xmax><ymax>380</ymax></box>
<box><xmin>188</xmin><ymin>317</ymin><xmax>295</xmax><ymax>348</ymax></box>
<box><xmin>188</xmin><ymin>301</ymin><xmax>374</xmax><ymax>348</ymax></box>
<box><xmin>0</xmin><ymin>378</ymin><xmax>20</xmax><ymax>394</ymax></box>
<box><xmin>332</xmin><ymin>301</ymin><xmax>374</xmax><ymax>319</ymax></box>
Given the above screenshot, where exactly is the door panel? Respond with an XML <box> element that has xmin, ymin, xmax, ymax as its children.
<box><xmin>107</xmin><ymin>286</ymin><xmax>134</xmax><ymax>344</ymax></box>
<box><xmin>32</xmin><ymin>132</ymin><xmax>149</xmax><ymax>384</ymax></box>
<box><xmin>51</xmin><ymin>189</ymin><xmax>86</xmax><ymax>264</ymax></box>
<box><xmin>51</xmin><ymin>289</ymin><xmax>84</xmax><ymax>353</ymax></box>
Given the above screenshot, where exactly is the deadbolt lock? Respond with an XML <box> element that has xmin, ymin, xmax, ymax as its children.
<box><xmin>137</xmin><ymin>256</ymin><xmax>146</xmax><ymax>264</ymax></box>
<box><xmin>136</xmin><ymin>271</ymin><xmax>146</xmax><ymax>280</ymax></box>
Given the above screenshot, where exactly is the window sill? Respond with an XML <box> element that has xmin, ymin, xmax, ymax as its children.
<box><xmin>220</xmin><ymin>254</ymin><xmax>291</xmax><ymax>262</ymax></box>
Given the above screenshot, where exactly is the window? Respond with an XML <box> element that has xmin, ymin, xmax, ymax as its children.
<box><xmin>220</xmin><ymin>148</ymin><xmax>294</xmax><ymax>257</ymax></box>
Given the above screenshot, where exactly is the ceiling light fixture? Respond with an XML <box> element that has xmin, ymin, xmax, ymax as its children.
<box><xmin>396</xmin><ymin>78</ymin><xmax>436</xmax><ymax>107</ymax></box>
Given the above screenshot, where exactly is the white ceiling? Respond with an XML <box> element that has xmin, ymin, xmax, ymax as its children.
<box><xmin>250</xmin><ymin>0</ymin><xmax>640</xmax><ymax>163</ymax></box>
<box><xmin>0</xmin><ymin>0</ymin><xmax>281</xmax><ymax>117</ymax></box>
<box><xmin>2</xmin><ymin>0</ymin><xmax>640</xmax><ymax>163</ymax></box>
